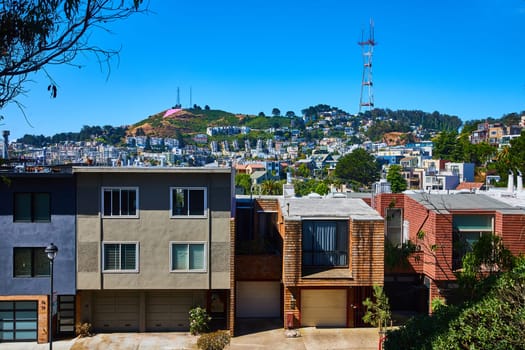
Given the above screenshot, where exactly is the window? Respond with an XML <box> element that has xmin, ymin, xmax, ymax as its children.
<box><xmin>170</xmin><ymin>187</ymin><xmax>206</xmax><ymax>217</ymax></box>
<box><xmin>452</xmin><ymin>214</ymin><xmax>494</xmax><ymax>270</ymax></box>
<box><xmin>13</xmin><ymin>248</ymin><xmax>50</xmax><ymax>277</ymax></box>
<box><xmin>102</xmin><ymin>242</ymin><xmax>138</xmax><ymax>272</ymax></box>
<box><xmin>302</xmin><ymin>220</ymin><xmax>348</xmax><ymax>267</ymax></box>
<box><xmin>170</xmin><ymin>243</ymin><xmax>206</xmax><ymax>272</ymax></box>
<box><xmin>102</xmin><ymin>187</ymin><xmax>138</xmax><ymax>217</ymax></box>
<box><xmin>385</xmin><ymin>208</ymin><xmax>403</xmax><ymax>246</ymax></box>
<box><xmin>13</xmin><ymin>193</ymin><xmax>50</xmax><ymax>222</ymax></box>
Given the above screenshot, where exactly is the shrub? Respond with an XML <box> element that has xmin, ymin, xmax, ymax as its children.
<box><xmin>75</xmin><ymin>322</ymin><xmax>93</xmax><ymax>337</ymax></box>
<box><xmin>189</xmin><ymin>306</ymin><xmax>211</xmax><ymax>335</ymax></box>
<box><xmin>197</xmin><ymin>330</ymin><xmax>231</xmax><ymax>350</ymax></box>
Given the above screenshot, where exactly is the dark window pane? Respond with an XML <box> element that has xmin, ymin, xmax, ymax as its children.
<box><xmin>104</xmin><ymin>244</ymin><xmax>119</xmax><ymax>270</ymax></box>
<box><xmin>14</xmin><ymin>248</ymin><xmax>32</xmax><ymax>277</ymax></box>
<box><xmin>121</xmin><ymin>244</ymin><xmax>136</xmax><ymax>270</ymax></box>
<box><xmin>34</xmin><ymin>249</ymin><xmax>50</xmax><ymax>276</ymax></box>
<box><xmin>173</xmin><ymin>189</ymin><xmax>187</xmax><ymax>215</ymax></box>
<box><xmin>33</xmin><ymin>193</ymin><xmax>50</xmax><ymax>222</ymax></box>
<box><xmin>111</xmin><ymin>190</ymin><xmax>120</xmax><ymax>216</ymax></box>
<box><xmin>14</xmin><ymin>193</ymin><xmax>31</xmax><ymax>222</ymax></box>
<box><xmin>121</xmin><ymin>190</ymin><xmax>129</xmax><ymax>215</ymax></box>
<box><xmin>189</xmin><ymin>190</ymin><xmax>205</xmax><ymax>215</ymax></box>
<box><xmin>128</xmin><ymin>190</ymin><xmax>137</xmax><ymax>215</ymax></box>
<box><xmin>103</xmin><ymin>191</ymin><xmax>112</xmax><ymax>216</ymax></box>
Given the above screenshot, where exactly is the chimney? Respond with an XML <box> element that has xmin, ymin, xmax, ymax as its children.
<box><xmin>507</xmin><ymin>170</ymin><xmax>514</xmax><ymax>193</ymax></box>
<box><xmin>2</xmin><ymin>130</ymin><xmax>9</xmax><ymax>159</ymax></box>
<box><xmin>518</xmin><ymin>171</ymin><xmax>523</xmax><ymax>192</ymax></box>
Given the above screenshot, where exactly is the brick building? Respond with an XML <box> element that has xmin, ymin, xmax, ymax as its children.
<box><xmin>235</xmin><ymin>194</ymin><xmax>384</xmax><ymax>329</ymax></box>
<box><xmin>373</xmin><ymin>192</ymin><xmax>525</xmax><ymax>313</ymax></box>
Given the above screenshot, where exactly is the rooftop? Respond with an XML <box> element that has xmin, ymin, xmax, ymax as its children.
<box><xmin>279</xmin><ymin>196</ymin><xmax>383</xmax><ymax>221</ymax></box>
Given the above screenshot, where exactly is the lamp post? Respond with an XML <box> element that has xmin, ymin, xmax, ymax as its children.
<box><xmin>45</xmin><ymin>243</ymin><xmax>58</xmax><ymax>350</ymax></box>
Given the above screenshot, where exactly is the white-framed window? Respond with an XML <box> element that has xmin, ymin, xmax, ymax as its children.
<box><xmin>170</xmin><ymin>187</ymin><xmax>207</xmax><ymax>217</ymax></box>
<box><xmin>170</xmin><ymin>242</ymin><xmax>207</xmax><ymax>272</ymax></box>
<box><xmin>102</xmin><ymin>242</ymin><xmax>139</xmax><ymax>273</ymax></box>
<box><xmin>102</xmin><ymin>187</ymin><xmax>139</xmax><ymax>217</ymax></box>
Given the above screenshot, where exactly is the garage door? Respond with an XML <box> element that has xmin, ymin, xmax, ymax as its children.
<box><xmin>301</xmin><ymin>289</ymin><xmax>347</xmax><ymax>327</ymax></box>
<box><xmin>0</xmin><ymin>301</ymin><xmax>38</xmax><ymax>342</ymax></box>
<box><xmin>93</xmin><ymin>292</ymin><xmax>139</xmax><ymax>332</ymax></box>
<box><xmin>236</xmin><ymin>281</ymin><xmax>280</xmax><ymax>318</ymax></box>
<box><xmin>146</xmin><ymin>291</ymin><xmax>204</xmax><ymax>331</ymax></box>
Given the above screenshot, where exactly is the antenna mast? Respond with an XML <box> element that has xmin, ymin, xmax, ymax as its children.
<box><xmin>358</xmin><ymin>19</ymin><xmax>376</xmax><ymax>113</ymax></box>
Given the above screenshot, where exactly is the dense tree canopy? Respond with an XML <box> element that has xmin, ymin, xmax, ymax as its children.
<box><xmin>432</xmin><ymin>130</ymin><xmax>495</xmax><ymax>166</ymax></box>
<box><xmin>335</xmin><ymin>148</ymin><xmax>380</xmax><ymax>188</ymax></box>
<box><xmin>0</xmin><ymin>0</ymin><xmax>144</xmax><ymax>110</ymax></box>
<box><xmin>385</xmin><ymin>236</ymin><xmax>522</xmax><ymax>350</ymax></box>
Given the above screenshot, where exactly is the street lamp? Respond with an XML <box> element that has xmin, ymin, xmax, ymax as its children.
<box><xmin>45</xmin><ymin>243</ymin><xmax>58</xmax><ymax>350</ymax></box>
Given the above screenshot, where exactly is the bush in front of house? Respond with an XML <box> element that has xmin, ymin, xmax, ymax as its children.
<box><xmin>197</xmin><ymin>330</ymin><xmax>231</xmax><ymax>350</ymax></box>
<box><xmin>75</xmin><ymin>322</ymin><xmax>93</xmax><ymax>337</ymax></box>
<box><xmin>189</xmin><ymin>306</ymin><xmax>211</xmax><ymax>335</ymax></box>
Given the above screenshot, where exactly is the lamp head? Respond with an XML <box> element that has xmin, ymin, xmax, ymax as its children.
<box><xmin>45</xmin><ymin>243</ymin><xmax>58</xmax><ymax>261</ymax></box>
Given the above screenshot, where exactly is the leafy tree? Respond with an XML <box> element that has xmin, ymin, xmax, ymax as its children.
<box><xmin>271</xmin><ymin>108</ymin><xmax>281</xmax><ymax>117</ymax></box>
<box><xmin>296</xmin><ymin>163</ymin><xmax>311</xmax><ymax>178</ymax></box>
<box><xmin>293</xmin><ymin>179</ymin><xmax>330</xmax><ymax>196</ymax></box>
<box><xmin>235</xmin><ymin>174</ymin><xmax>252</xmax><ymax>194</ymax></box>
<box><xmin>362</xmin><ymin>285</ymin><xmax>392</xmax><ymax>332</ymax></box>
<box><xmin>258</xmin><ymin>112</ymin><xmax>265</xmax><ymax>117</ymax></box>
<box><xmin>0</xmin><ymin>0</ymin><xmax>144</xmax><ymax>110</ymax></box>
<box><xmin>335</xmin><ymin>148</ymin><xmax>380</xmax><ymax>188</ymax></box>
<box><xmin>457</xmin><ymin>234</ymin><xmax>515</xmax><ymax>299</ymax></box>
<box><xmin>260</xmin><ymin>180</ymin><xmax>282</xmax><ymax>195</ymax></box>
<box><xmin>204</xmin><ymin>105</ymin><xmax>210</xmax><ymax>110</ymax></box>
<box><xmin>386</xmin><ymin>165</ymin><xmax>407</xmax><ymax>193</ymax></box>
<box><xmin>432</xmin><ymin>131</ymin><xmax>458</xmax><ymax>161</ymax></box>
<box><xmin>384</xmin><ymin>239</ymin><xmax>522</xmax><ymax>350</ymax></box>
<box><xmin>285</xmin><ymin>110</ymin><xmax>295</xmax><ymax>118</ymax></box>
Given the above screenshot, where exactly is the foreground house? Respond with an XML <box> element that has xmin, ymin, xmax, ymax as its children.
<box><xmin>373</xmin><ymin>192</ymin><xmax>525</xmax><ymax>313</ymax></box>
<box><xmin>235</xmin><ymin>193</ymin><xmax>384</xmax><ymax>329</ymax></box>
<box><xmin>74</xmin><ymin>167</ymin><xmax>235</xmax><ymax>333</ymax></box>
<box><xmin>0</xmin><ymin>167</ymin><xmax>76</xmax><ymax>342</ymax></box>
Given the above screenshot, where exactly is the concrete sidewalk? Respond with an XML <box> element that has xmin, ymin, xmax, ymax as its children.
<box><xmin>0</xmin><ymin>327</ymin><xmax>381</xmax><ymax>350</ymax></box>
<box><xmin>0</xmin><ymin>338</ymin><xmax>76</xmax><ymax>350</ymax></box>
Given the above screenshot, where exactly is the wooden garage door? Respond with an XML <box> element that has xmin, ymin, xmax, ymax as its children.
<box><xmin>236</xmin><ymin>281</ymin><xmax>280</xmax><ymax>318</ymax></box>
<box><xmin>301</xmin><ymin>289</ymin><xmax>347</xmax><ymax>327</ymax></box>
<box><xmin>93</xmin><ymin>292</ymin><xmax>139</xmax><ymax>332</ymax></box>
<box><xmin>146</xmin><ymin>291</ymin><xmax>205</xmax><ymax>331</ymax></box>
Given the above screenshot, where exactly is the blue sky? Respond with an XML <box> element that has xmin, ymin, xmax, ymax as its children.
<box><xmin>2</xmin><ymin>0</ymin><xmax>525</xmax><ymax>140</ymax></box>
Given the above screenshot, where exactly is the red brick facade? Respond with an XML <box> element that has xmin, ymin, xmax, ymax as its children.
<box><xmin>375</xmin><ymin>192</ymin><xmax>525</xmax><ymax>312</ymax></box>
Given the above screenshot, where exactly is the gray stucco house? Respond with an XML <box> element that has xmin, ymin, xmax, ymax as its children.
<box><xmin>74</xmin><ymin>166</ymin><xmax>235</xmax><ymax>333</ymax></box>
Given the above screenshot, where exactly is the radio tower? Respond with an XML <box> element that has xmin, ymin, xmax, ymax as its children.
<box><xmin>358</xmin><ymin>19</ymin><xmax>376</xmax><ymax>113</ymax></box>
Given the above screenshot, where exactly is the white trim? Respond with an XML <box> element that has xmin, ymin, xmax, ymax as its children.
<box><xmin>169</xmin><ymin>241</ymin><xmax>207</xmax><ymax>273</ymax></box>
<box><xmin>101</xmin><ymin>187</ymin><xmax>140</xmax><ymax>218</ymax></box>
<box><xmin>169</xmin><ymin>187</ymin><xmax>208</xmax><ymax>218</ymax></box>
<box><xmin>102</xmin><ymin>241</ymin><xmax>139</xmax><ymax>273</ymax></box>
